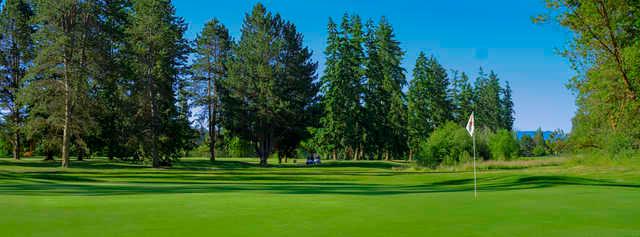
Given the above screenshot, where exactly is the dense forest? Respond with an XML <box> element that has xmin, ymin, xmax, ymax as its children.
<box><xmin>1</xmin><ymin>0</ymin><xmax>633</xmax><ymax>168</ymax></box>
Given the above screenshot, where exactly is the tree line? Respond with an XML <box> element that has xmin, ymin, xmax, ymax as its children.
<box><xmin>0</xmin><ymin>1</ymin><xmax>515</xmax><ymax>167</ymax></box>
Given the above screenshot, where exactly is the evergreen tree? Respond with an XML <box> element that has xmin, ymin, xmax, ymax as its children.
<box><xmin>0</xmin><ymin>0</ymin><xmax>34</xmax><ymax>160</ymax></box>
<box><xmin>363</xmin><ymin>19</ymin><xmax>384</xmax><ymax>159</ymax></box>
<box><xmin>192</xmin><ymin>18</ymin><xmax>231</xmax><ymax>162</ymax></box>
<box><xmin>222</xmin><ymin>4</ymin><xmax>318</xmax><ymax>166</ymax></box>
<box><xmin>371</xmin><ymin>17</ymin><xmax>406</xmax><ymax>160</ymax></box>
<box><xmin>273</xmin><ymin>21</ymin><xmax>319</xmax><ymax>163</ymax></box>
<box><xmin>318</xmin><ymin>14</ymin><xmax>366</xmax><ymax>160</ymax></box>
<box><xmin>408</xmin><ymin>53</ymin><xmax>452</xmax><ymax>159</ymax></box>
<box><xmin>501</xmin><ymin>81</ymin><xmax>515</xmax><ymax>130</ymax></box>
<box><xmin>407</xmin><ymin>52</ymin><xmax>429</xmax><ymax>160</ymax></box>
<box><xmin>451</xmin><ymin>71</ymin><xmax>474</xmax><ymax>125</ymax></box>
<box><xmin>90</xmin><ymin>0</ymin><xmax>135</xmax><ymax>160</ymax></box>
<box><xmin>316</xmin><ymin>18</ymin><xmax>341</xmax><ymax>160</ymax></box>
<box><xmin>126</xmin><ymin>0</ymin><xmax>191</xmax><ymax>167</ymax></box>
<box><xmin>342</xmin><ymin>14</ymin><xmax>366</xmax><ymax>160</ymax></box>
<box><xmin>426</xmin><ymin>55</ymin><xmax>453</xmax><ymax>129</ymax></box>
<box><xmin>27</xmin><ymin>0</ymin><xmax>105</xmax><ymax>167</ymax></box>
<box><xmin>474</xmin><ymin>68</ymin><xmax>502</xmax><ymax>131</ymax></box>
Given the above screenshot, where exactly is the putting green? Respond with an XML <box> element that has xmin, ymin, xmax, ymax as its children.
<box><xmin>0</xmin><ymin>157</ymin><xmax>638</xmax><ymax>236</ymax></box>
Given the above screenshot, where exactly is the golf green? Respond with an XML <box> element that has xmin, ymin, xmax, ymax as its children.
<box><xmin>0</xmin><ymin>157</ymin><xmax>638</xmax><ymax>236</ymax></box>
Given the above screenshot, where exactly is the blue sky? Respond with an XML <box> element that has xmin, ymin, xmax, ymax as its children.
<box><xmin>174</xmin><ymin>0</ymin><xmax>576</xmax><ymax>131</ymax></box>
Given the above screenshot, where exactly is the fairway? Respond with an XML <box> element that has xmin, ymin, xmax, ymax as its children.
<box><xmin>0</xmin><ymin>158</ymin><xmax>638</xmax><ymax>236</ymax></box>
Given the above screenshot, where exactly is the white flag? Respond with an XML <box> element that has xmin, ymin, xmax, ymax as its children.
<box><xmin>466</xmin><ymin>113</ymin><xmax>475</xmax><ymax>137</ymax></box>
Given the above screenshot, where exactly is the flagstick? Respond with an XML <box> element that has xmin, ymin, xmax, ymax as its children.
<box><xmin>473</xmin><ymin>132</ymin><xmax>477</xmax><ymax>199</ymax></box>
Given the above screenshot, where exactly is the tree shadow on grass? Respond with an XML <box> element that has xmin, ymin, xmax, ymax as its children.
<box><xmin>0</xmin><ymin>174</ymin><xmax>638</xmax><ymax>196</ymax></box>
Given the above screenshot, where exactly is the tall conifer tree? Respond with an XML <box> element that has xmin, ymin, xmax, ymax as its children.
<box><xmin>0</xmin><ymin>0</ymin><xmax>34</xmax><ymax>160</ymax></box>
<box><xmin>223</xmin><ymin>4</ymin><xmax>317</xmax><ymax>166</ymax></box>
<box><xmin>193</xmin><ymin>19</ymin><xmax>231</xmax><ymax>162</ymax></box>
<box><xmin>126</xmin><ymin>0</ymin><xmax>191</xmax><ymax>167</ymax></box>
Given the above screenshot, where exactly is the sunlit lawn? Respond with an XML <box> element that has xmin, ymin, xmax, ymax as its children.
<box><xmin>0</xmin><ymin>156</ymin><xmax>638</xmax><ymax>236</ymax></box>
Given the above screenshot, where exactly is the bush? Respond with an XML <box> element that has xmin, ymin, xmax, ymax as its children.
<box><xmin>488</xmin><ymin>129</ymin><xmax>519</xmax><ymax>160</ymax></box>
<box><xmin>519</xmin><ymin>134</ymin><xmax>535</xmax><ymax>156</ymax></box>
<box><xmin>532</xmin><ymin>146</ymin><xmax>546</xmax><ymax>157</ymax></box>
<box><xmin>416</xmin><ymin>122</ymin><xmax>472</xmax><ymax>168</ymax></box>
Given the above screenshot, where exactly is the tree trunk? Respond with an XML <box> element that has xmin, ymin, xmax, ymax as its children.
<box><xmin>208</xmin><ymin>76</ymin><xmax>216</xmax><ymax>162</ymax></box>
<box><xmin>409</xmin><ymin>149</ymin><xmax>413</xmax><ymax>161</ymax></box>
<box><xmin>332</xmin><ymin>150</ymin><xmax>337</xmax><ymax>160</ymax></box>
<box><xmin>61</xmin><ymin>61</ymin><xmax>71</xmax><ymax>168</ymax></box>
<box><xmin>12</xmin><ymin>130</ymin><xmax>20</xmax><ymax>160</ymax></box>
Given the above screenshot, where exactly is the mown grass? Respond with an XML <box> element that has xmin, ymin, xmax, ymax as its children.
<box><xmin>0</xmin><ymin>156</ymin><xmax>638</xmax><ymax>236</ymax></box>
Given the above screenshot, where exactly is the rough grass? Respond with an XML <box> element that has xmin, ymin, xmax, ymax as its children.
<box><xmin>0</xmin><ymin>156</ymin><xmax>638</xmax><ymax>236</ymax></box>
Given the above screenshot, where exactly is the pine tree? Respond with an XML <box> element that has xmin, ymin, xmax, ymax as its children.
<box><xmin>27</xmin><ymin>0</ymin><xmax>105</xmax><ymax>167</ymax></box>
<box><xmin>273</xmin><ymin>21</ymin><xmax>319</xmax><ymax>163</ymax></box>
<box><xmin>474</xmin><ymin>68</ymin><xmax>502</xmax><ymax>131</ymax></box>
<box><xmin>318</xmin><ymin>14</ymin><xmax>366</xmax><ymax>160</ymax></box>
<box><xmin>407</xmin><ymin>52</ymin><xmax>430</xmax><ymax>160</ymax></box>
<box><xmin>342</xmin><ymin>14</ymin><xmax>366</xmax><ymax>160</ymax></box>
<box><xmin>90</xmin><ymin>0</ymin><xmax>135</xmax><ymax>160</ymax></box>
<box><xmin>501</xmin><ymin>81</ymin><xmax>515</xmax><ymax>130</ymax></box>
<box><xmin>426</xmin><ymin>55</ymin><xmax>453</xmax><ymax>129</ymax></box>
<box><xmin>451</xmin><ymin>71</ymin><xmax>474</xmax><ymax>125</ymax></box>
<box><xmin>317</xmin><ymin>18</ymin><xmax>341</xmax><ymax>160</ymax></box>
<box><xmin>407</xmin><ymin>53</ymin><xmax>452</xmax><ymax>160</ymax></box>
<box><xmin>222</xmin><ymin>4</ymin><xmax>318</xmax><ymax>166</ymax></box>
<box><xmin>0</xmin><ymin>0</ymin><xmax>34</xmax><ymax>160</ymax></box>
<box><xmin>192</xmin><ymin>18</ymin><xmax>231</xmax><ymax>162</ymax></box>
<box><xmin>126</xmin><ymin>0</ymin><xmax>191</xmax><ymax>167</ymax></box>
<box><xmin>370</xmin><ymin>17</ymin><xmax>406</xmax><ymax>160</ymax></box>
<box><xmin>363</xmin><ymin>19</ymin><xmax>384</xmax><ymax>159</ymax></box>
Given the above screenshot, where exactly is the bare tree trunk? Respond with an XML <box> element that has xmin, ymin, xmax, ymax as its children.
<box><xmin>12</xmin><ymin>77</ymin><xmax>20</xmax><ymax>160</ymax></box>
<box><xmin>61</xmin><ymin>60</ymin><xmax>71</xmax><ymax>168</ymax></box>
<box><xmin>12</xmin><ymin>129</ymin><xmax>20</xmax><ymax>160</ymax></box>
<box><xmin>332</xmin><ymin>150</ymin><xmax>337</xmax><ymax>160</ymax></box>
<box><xmin>208</xmin><ymin>75</ymin><xmax>216</xmax><ymax>162</ymax></box>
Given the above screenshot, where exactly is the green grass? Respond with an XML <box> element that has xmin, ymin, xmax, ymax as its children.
<box><xmin>0</xmin><ymin>156</ymin><xmax>639</xmax><ymax>236</ymax></box>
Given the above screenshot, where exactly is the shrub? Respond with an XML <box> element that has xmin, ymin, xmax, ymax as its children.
<box><xmin>488</xmin><ymin>129</ymin><xmax>519</xmax><ymax>160</ymax></box>
<box><xmin>532</xmin><ymin>145</ymin><xmax>546</xmax><ymax>157</ymax></box>
<box><xmin>416</xmin><ymin>122</ymin><xmax>472</xmax><ymax>168</ymax></box>
<box><xmin>519</xmin><ymin>134</ymin><xmax>535</xmax><ymax>156</ymax></box>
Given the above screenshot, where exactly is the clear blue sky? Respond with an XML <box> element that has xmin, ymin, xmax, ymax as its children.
<box><xmin>174</xmin><ymin>0</ymin><xmax>576</xmax><ymax>131</ymax></box>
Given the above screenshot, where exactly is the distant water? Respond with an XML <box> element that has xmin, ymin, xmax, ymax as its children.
<box><xmin>516</xmin><ymin>131</ymin><xmax>553</xmax><ymax>140</ymax></box>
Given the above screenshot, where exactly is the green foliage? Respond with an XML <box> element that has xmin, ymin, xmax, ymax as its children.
<box><xmin>546</xmin><ymin>129</ymin><xmax>568</xmax><ymax>155</ymax></box>
<box><xmin>363</xmin><ymin>17</ymin><xmax>407</xmax><ymax>160</ymax></box>
<box><xmin>318</xmin><ymin>14</ymin><xmax>366</xmax><ymax>160</ymax></box>
<box><xmin>500</xmin><ymin>81</ymin><xmax>515</xmax><ymax>131</ymax></box>
<box><xmin>222</xmin><ymin>4</ymin><xmax>318</xmax><ymax>166</ymax></box>
<box><xmin>126</xmin><ymin>0</ymin><xmax>193</xmax><ymax>166</ymax></box>
<box><xmin>488</xmin><ymin>129</ymin><xmax>519</xmax><ymax>160</ymax></box>
<box><xmin>519</xmin><ymin>134</ymin><xmax>535</xmax><ymax>157</ymax></box>
<box><xmin>408</xmin><ymin>52</ymin><xmax>452</xmax><ymax>159</ymax></box>
<box><xmin>532</xmin><ymin>128</ymin><xmax>547</xmax><ymax>156</ymax></box>
<box><xmin>0</xmin><ymin>0</ymin><xmax>34</xmax><ymax>160</ymax></box>
<box><xmin>541</xmin><ymin>0</ymin><xmax>640</xmax><ymax>154</ymax></box>
<box><xmin>192</xmin><ymin>18</ymin><xmax>232</xmax><ymax>161</ymax></box>
<box><xmin>474</xmin><ymin>69</ymin><xmax>502</xmax><ymax>131</ymax></box>
<box><xmin>451</xmin><ymin>71</ymin><xmax>474</xmax><ymax>125</ymax></box>
<box><xmin>415</xmin><ymin>122</ymin><xmax>472</xmax><ymax>168</ymax></box>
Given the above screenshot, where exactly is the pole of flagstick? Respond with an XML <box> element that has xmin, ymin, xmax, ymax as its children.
<box><xmin>473</xmin><ymin>131</ymin><xmax>477</xmax><ymax>199</ymax></box>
